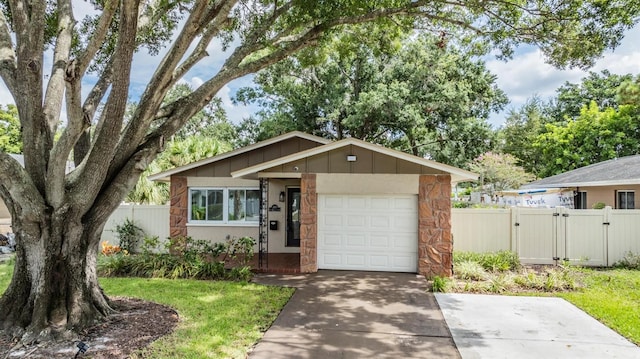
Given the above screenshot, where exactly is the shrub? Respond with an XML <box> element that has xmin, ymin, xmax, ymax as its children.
<box><xmin>98</xmin><ymin>235</ymin><xmax>257</xmax><ymax>282</ymax></box>
<box><xmin>592</xmin><ymin>202</ymin><xmax>606</xmax><ymax>209</ymax></box>
<box><xmin>454</xmin><ymin>250</ymin><xmax>520</xmax><ymax>272</ymax></box>
<box><xmin>614</xmin><ymin>251</ymin><xmax>640</xmax><ymax>270</ymax></box>
<box><xmin>431</xmin><ymin>276</ymin><xmax>449</xmax><ymax>292</ymax></box>
<box><xmin>454</xmin><ymin>260</ymin><xmax>487</xmax><ymax>281</ymax></box>
<box><xmin>114</xmin><ymin>218</ymin><xmax>145</xmax><ymax>253</ymax></box>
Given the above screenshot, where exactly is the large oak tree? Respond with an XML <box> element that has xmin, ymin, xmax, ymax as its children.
<box><xmin>0</xmin><ymin>0</ymin><xmax>638</xmax><ymax>343</ymax></box>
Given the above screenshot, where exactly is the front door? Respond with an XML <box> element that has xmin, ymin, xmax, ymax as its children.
<box><xmin>286</xmin><ymin>187</ymin><xmax>301</xmax><ymax>247</ymax></box>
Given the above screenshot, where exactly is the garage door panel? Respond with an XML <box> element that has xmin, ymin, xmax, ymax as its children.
<box><xmin>370</xmin><ymin>215</ymin><xmax>390</xmax><ymax>228</ymax></box>
<box><xmin>347</xmin><ymin>215</ymin><xmax>366</xmax><ymax>227</ymax></box>
<box><xmin>348</xmin><ymin>197</ymin><xmax>367</xmax><ymax>209</ymax></box>
<box><xmin>323</xmin><ymin>214</ymin><xmax>343</xmax><ymax>227</ymax></box>
<box><xmin>346</xmin><ymin>234</ymin><xmax>366</xmax><ymax>248</ymax></box>
<box><xmin>370</xmin><ymin>234</ymin><xmax>390</xmax><ymax>247</ymax></box>
<box><xmin>370</xmin><ymin>197</ymin><xmax>392</xmax><ymax>209</ymax></box>
<box><xmin>323</xmin><ymin>196</ymin><xmax>344</xmax><ymax>208</ymax></box>
<box><xmin>370</xmin><ymin>255</ymin><xmax>389</xmax><ymax>268</ymax></box>
<box><xmin>322</xmin><ymin>253</ymin><xmax>342</xmax><ymax>265</ymax></box>
<box><xmin>394</xmin><ymin>197</ymin><xmax>416</xmax><ymax>210</ymax></box>
<box><xmin>318</xmin><ymin>194</ymin><xmax>418</xmax><ymax>273</ymax></box>
<box><xmin>322</xmin><ymin>233</ymin><xmax>342</xmax><ymax>247</ymax></box>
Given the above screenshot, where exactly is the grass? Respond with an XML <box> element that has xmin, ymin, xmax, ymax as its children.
<box><xmin>0</xmin><ymin>259</ymin><xmax>294</xmax><ymax>358</ymax></box>
<box><xmin>558</xmin><ymin>269</ymin><xmax>640</xmax><ymax>345</ymax></box>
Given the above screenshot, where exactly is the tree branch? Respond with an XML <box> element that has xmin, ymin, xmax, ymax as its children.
<box><xmin>43</xmin><ymin>0</ymin><xmax>74</xmax><ymax>147</ymax></box>
<box><xmin>73</xmin><ymin>0</ymin><xmax>119</xmax><ymax>76</ymax></box>
<box><xmin>0</xmin><ymin>10</ymin><xmax>17</xmax><ymax>95</ymax></box>
<box><xmin>0</xmin><ymin>153</ymin><xmax>47</xmax><ymax>223</ymax></box>
<box><xmin>112</xmin><ymin>0</ymin><xmax>237</xmax><ymax>179</ymax></box>
<box><xmin>69</xmin><ymin>0</ymin><xmax>140</xmax><ymax>211</ymax></box>
<box><xmin>172</xmin><ymin>0</ymin><xmax>235</xmax><ymax>81</ymax></box>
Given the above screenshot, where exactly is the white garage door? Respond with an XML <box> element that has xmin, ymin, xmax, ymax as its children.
<box><xmin>317</xmin><ymin>194</ymin><xmax>418</xmax><ymax>272</ymax></box>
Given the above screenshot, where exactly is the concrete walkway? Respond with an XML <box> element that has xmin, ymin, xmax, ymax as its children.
<box><xmin>250</xmin><ymin>270</ymin><xmax>460</xmax><ymax>359</ymax></box>
<box><xmin>436</xmin><ymin>293</ymin><xmax>640</xmax><ymax>359</ymax></box>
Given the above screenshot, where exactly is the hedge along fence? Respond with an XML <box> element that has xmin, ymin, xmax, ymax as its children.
<box><xmin>452</xmin><ymin>206</ymin><xmax>640</xmax><ymax>267</ymax></box>
<box><xmin>102</xmin><ymin>204</ymin><xmax>170</xmax><ymax>252</ymax></box>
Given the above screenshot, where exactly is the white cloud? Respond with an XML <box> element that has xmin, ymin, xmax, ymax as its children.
<box><xmin>487</xmin><ymin>24</ymin><xmax>640</xmax><ymax>127</ymax></box>
<box><xmin>216</xmin><ymin>81</ymin><xmax>257</xmax><ymax>124</ymax></box>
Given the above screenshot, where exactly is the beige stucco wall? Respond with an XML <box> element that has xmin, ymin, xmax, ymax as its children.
<box><xmin>316</xmin><ymin>174</ymin><xmax>420</xmax><ymax>194</ymax></box>
<box><xmin>187</xmin><ymin>225</ymin><xmax>259</xmax><ymax>244</ymax></box>
<box><xmin>580</xmin><ymin>185</ymin><xmax>640</xmax><ymax>209</ymax></box>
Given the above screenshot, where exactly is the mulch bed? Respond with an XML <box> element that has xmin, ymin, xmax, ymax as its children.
<box><xmin>0</xmin><ymin>297</ymin><xmax>179</xmax><ymax>358</ymax></box>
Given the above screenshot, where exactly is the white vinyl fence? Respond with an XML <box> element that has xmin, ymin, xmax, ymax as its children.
<box><xmin>101</xmin><ymin>205</ymin><xmax>170</xmax><ymax>251</ymax></box>
<box><xmin>452</xmin><ymin>207</ymin><xmax>640</xmax><ymax>266</ymax></box>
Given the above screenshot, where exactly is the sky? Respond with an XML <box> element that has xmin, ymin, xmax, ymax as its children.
<box><xmin>181</xmin><ymin>23</ymin><xmax>640</xmax><ymax>128</ymax></box>
<box><xmin>484</xmin><ymin>25</ymin><xmax>640</xmax><ymax>127</ymax></box>
<box><xmin>1</xmin><ymin>5</ymin><xmax>640</xmax><ymax>130</ymax></box>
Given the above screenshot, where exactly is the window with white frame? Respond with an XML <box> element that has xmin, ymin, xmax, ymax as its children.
<box><xmin>617</xmin><ymin>190</ymin><xmax>635</xmax><ymax>210</ymax></box>
<box><xmin>189</xmin><ymin>188</ymin><xmax>260</xmax><ymax>224</ymax></box>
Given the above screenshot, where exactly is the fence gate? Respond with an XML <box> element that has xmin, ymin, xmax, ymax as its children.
<box><xmin>512</xmin><ymin>207</ymin><xmax>608</xmax><ymax>266</ymax></box>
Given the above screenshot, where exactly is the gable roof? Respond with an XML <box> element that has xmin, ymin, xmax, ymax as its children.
<box><xmin>231</xmin><ymin>137</ymin><xmax>478</xmax><ymax>183</ymax></box>
<box><xmin>521</xmin><ymin>154</ymin><xmax>640</xmax><ymax>188</ymax></box>
<box><xmin>148</xmin><ymin>131</ymin><xmax>330</xmax><ymax>181</ymax></box>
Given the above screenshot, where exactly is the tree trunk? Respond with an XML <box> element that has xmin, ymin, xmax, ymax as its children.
<box><xmin>0</xmin><ymin>209</ymin><xmax>112</xmax><ymax>343</ymax></box>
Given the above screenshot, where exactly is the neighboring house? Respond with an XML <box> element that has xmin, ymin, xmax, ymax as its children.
<box><xmin>149</xmin><ymin>131</ymin><xmax>477</xmax><ymax>277</ymax></box>
<box><xmin>521</xmin><ymin>154</ymin><xmax>640</xmax><ymax>209</ymax></box>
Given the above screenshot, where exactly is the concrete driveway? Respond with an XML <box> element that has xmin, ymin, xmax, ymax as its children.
<box><xmin>250</xmin><ymin>270</ymin><xmax>460</xmax><ymax>359</ymax></box>
<box><xmin>436</xmin><ymin>293</ymin><xmax>640</xmax><ymax>359</ymax></box>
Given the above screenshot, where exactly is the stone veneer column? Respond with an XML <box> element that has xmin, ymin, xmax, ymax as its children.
<box><xmin>418</xmin><ymin>175</ymin><xmax>452</xmax><ymax>277</ymax></box>
<box><xmin>170</xmin><ymin>176</ymin><xmax>188</xmax><ymax>238</ymax></box>
<box><xmin>300</xmin><ymin>173</ymin><xmax>318</xmax><ymax>273</ymax></box>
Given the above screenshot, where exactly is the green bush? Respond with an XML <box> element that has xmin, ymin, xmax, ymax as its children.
<box><xmin>114</xmin><ymin>218</ymin><xmax>145</xmax><ymax>253</ymax></box>
<box><xmin>454</xmin><ymin>250</ymin><xmax>520</xmax><ymax>272</ymax></box>
<box><xmin>98</xmin><ymin>236</ymin><xmax>256</xmax><ymax>281</ymax></box>
<box><xmin>454</xmin><ymin>260</ymin><xmax>487</xmax><ymax>280</ymax></box>
<box><xmin>614</xmin><ymin>251</ymin><xmax>640</xmax><ymax>270</ymax></box>
<box><xmin>431</xmin><ymin>276</ymin><xmax>449</xmax><ymax>292</ymax></box>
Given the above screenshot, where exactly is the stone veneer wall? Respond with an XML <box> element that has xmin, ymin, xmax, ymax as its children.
<box><xmin>170</xmin><ymin>176</ymin><xmax>188</xmax><ymax>238</ymax></box>
<box><xmin>300</xmin><ymin>173</ymin><xmax>318</xmax><ymax>273</ymax></box>
<box><xmin>418</xmin><ymin>175</ymin><xmax>452</xmax><ymax>277</ymax></box>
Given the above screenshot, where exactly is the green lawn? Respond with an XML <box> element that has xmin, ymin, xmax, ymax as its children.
<box><xmin>2</xmin><ymin>261</ymin><xmax>639</xmax><ymax>353</ymax></box>
<box><xmin>0</xmin><ymin>260</ymin><xmax>294</xmax><ymax>358</ymax></box>
<box><xmin>558</xmin><ymin>269</ymin><xmax>640</xmax><ymax>345</ymax></box>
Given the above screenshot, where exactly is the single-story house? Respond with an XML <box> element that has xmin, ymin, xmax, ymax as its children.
<box><xmin>521</xmin><ymin>154</ymin><xmax>640</xmax><ymax>209</ymax></box>
<box><xmin>149</xmin><ymin>132</ymin><xmax>477</xmax><ymax>276</ymax></box>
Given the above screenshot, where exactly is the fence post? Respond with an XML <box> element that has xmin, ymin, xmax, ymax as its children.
<box><xmin>604</xmin><ymin>206</ymin><xmax>611</xmax><ymax>266</ymax></box>
<box><xmin>511</xmin><ymin>207</ymin><xmax>518</xmax><ymax>254</ymax></box>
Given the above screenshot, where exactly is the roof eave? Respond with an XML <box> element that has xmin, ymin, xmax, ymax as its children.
<box><xmin>148</xmin><ymin>131</ymin><xmax>330</xmax><ymax>181</ymax></box>
<box><xmin>232</xmin><ymin>138</ymin><xmax>479</xmax><ymax>182</ymax></box>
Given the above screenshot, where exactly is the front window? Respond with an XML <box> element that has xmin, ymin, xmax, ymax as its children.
<box><xmin>189</xmin><ymin>188</ymin><xmax>260</xmax><ymax>224</ymax></box>
<box><xmin>617</xmin><ymin>191</ymin><xmax>635</xmax><ymax>210</ymax></box>
<box><xmin>574</xmin><ymin>191</ymin><xmax>587</xmax><ymax>209</ymax></box>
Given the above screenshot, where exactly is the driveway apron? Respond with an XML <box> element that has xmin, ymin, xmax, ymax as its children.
<box><xmin>250</xmin><ymin>270</ymin><xmax>460</xmax><ymax>359</ymax></box>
